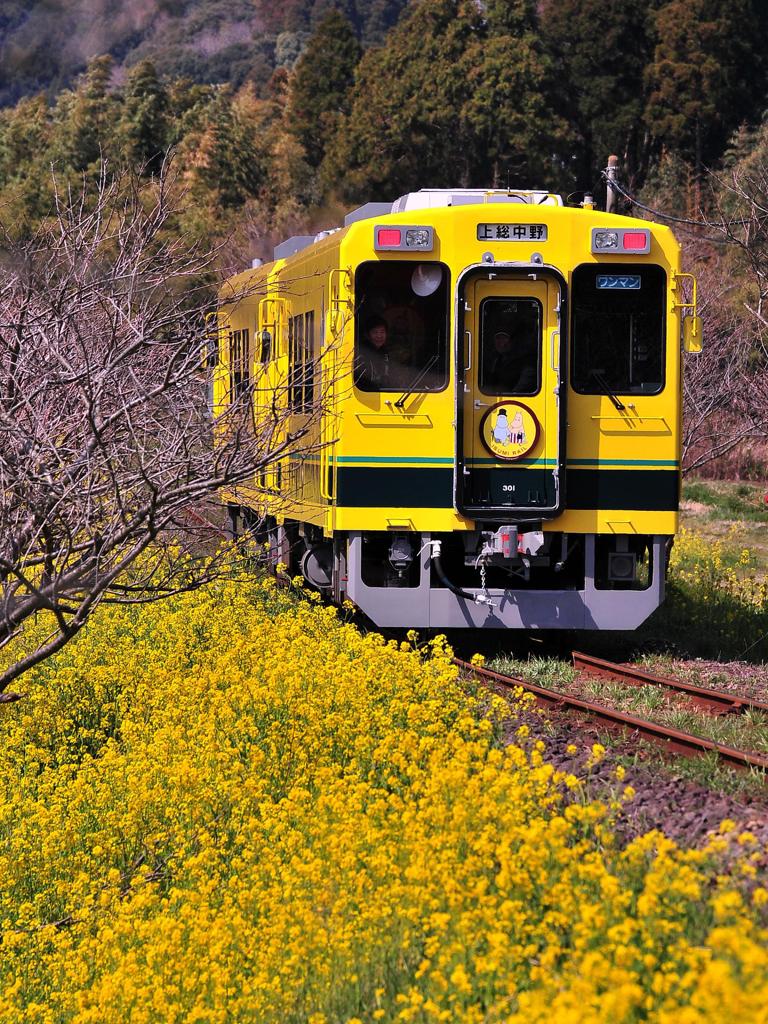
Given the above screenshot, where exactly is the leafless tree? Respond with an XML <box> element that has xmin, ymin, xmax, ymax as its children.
<box><xmin>609</xmin><ymin>164</ymin><xmax>768</xmax><ymax>475</ymax></box>
<box><xmin>0</xmin><ymin>167</ymin><xmax>320</xmax><ymax>693</ymax></box>
<box><xmin>681</xmin><ymin>244</ymin><xmax>768</xmax><ymax>474</ymax></box>
<box><xmin>711</xmin><ymin>161</ymin><xmax>768</xmax><ymax>345</ymax></box>
<box><xmin>677</xmin><ymin>164</ymin><xmax>768</xmax><ymax>474</ymax></box>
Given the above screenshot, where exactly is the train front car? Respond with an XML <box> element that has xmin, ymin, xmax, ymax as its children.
<box><xmin>336</xmin><ymin>190</ymin><xmax>693</xmax><ymax>630</ymax></box>
<box><xmin>221</xmin><ymin>187</ymin><xmax>700</xmax><ymax>632</ymax></box>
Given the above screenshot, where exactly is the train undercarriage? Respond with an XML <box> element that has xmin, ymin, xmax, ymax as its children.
<box><xmin>232</xmin><ymin>507</ymin><xmax>669</xmax><ymax>631</ymax></box>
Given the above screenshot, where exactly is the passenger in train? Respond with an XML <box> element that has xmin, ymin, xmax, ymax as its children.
<box><xmin>486</xmin><ymin>328</ymin><xmax>537</xmax><ymax>394</ymax></box>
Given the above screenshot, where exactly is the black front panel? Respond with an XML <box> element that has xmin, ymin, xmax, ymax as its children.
<box><xmin>566</xmin><ymin>468</ymin><xmax>679</xmax><ymax>511</ymax></box>
<box><xmin>334</xmin><ymin>465</ymin><xmax>676</xmax><ymax>512</ymax></box>
<box><xmin>336</xmin><ymin>467</ymin><xmax>453</xmax><ymax>508</ymax></box>
<box><xmin>334</xmin><ymin>466</ymin><xmax>677</xmax><ymax>512</ymax></box>
<box><xmin>466</xmin><ymin>467</ymin><xmax>555</xmax><ymax>509</ymax></box>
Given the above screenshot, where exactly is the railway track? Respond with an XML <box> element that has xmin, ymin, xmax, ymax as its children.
<box><xmin>573</xmin><ymin>650</ymin><xmax>768</xmax><ymax>716</ymax></box>
<box><xmin>454</xmin><ymin>657</ymin><xmax>768</xmax><ymax>773</ymax></box>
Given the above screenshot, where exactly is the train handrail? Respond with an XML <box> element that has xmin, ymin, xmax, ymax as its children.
<box><xmin>328</xmin><ymin>268</ymin><xmax>352</xmax><ymax>335</ymax></box>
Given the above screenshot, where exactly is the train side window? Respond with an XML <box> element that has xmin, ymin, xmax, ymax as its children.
<box><xmin>304</xmin><ymin>310</ymin><xmax>315</xmax><ymax>411</ymax></box>
<box><xmin>287</xmin><ymin>316</ymin><xmax>294</xmax><ymax>406</ymax></box>
<box><xmin>572</xmin><ymin>264</ymin><xmax>665</xmax><ymax>395</ymax></box>
<box><xmin>354</xmin><ymin>260</ymin><xmax>450</xmax><ymax>393</ymax></box>
<box><xmin>229</xmin><ymin>328</ymin><xmax>250</xmax><ymax>398</ymax></box>
<box><xmin>242</xmin><ymin>328</ymin><xmax>250</xmax><ymax>391</ymax></box>
<box><xmin>289</xmin><ymin>314</ymin><xmax>305</xmax><ymax>409</ymax></box>
<box><xmin>259</xmin><ymin>327</ymin><xmax>272</xmax><ymax>364</ymax></box>
<box><xmin>288</xmin><ymin>312</ymin><xmax>315</xmax><ymax>412</ymax></box>
<box><xmin>203</xmin><ymin>313</ymin><xmax>219</xmax><ymax>368</ymax></box>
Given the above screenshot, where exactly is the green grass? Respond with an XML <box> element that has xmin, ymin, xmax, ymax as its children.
<box><xmin>490</xmin><ymin>656</ymin><xmax>768</xmax><ymax>759</ymax></box>
<box><xmin>682</xmin><ymin>480</ymin><xmax>768</xmax><ymax>523</ymax></box>
<box><xmin>486</xmin><ymin>654</ymin><xmax>768</xmax><ymax>798</ymax></box>
<box><xmin>581</xmin><ymin>678</ymin><xmax>768</xmax><ymax>754</ymax></box>
<box><xmin>580</xmin><ymin>678</ymin><xmax>668</xmax><ymax>717</ymax></box>
<box><xmin>489</xmin><ymin>654</ymin><xmax>576</xmax><ymax>689</ymax></box>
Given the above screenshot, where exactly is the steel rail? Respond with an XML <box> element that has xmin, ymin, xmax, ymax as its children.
<box><xmin>454</xmin><ymin>658</ymin><xmax>768</xmax><ymax>773</ymax></box>
<box><xmin>572</xmin><ymin>650</ymin><xmax>768</xmax><ymax>716</ymax></box>
<box><xmin>184</xmin><ymin>508</ymin><xmax>231</xmax><ymax>541</ymax></box>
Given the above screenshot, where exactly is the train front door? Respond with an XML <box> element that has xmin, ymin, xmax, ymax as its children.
<box><xmin>458</xmin><ymin>273</ymin><xmax>564</xmax><ymax>517</ymax></box>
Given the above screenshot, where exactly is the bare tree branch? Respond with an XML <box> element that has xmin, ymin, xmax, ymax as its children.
<box><xmin>0</xmin><ymin>164</ymin><xmax>325</xmax><ymax>691</ymax></box>
<box><xmin>681</xmin><ymin>168</ymin><xmax>768</xmax><ymax>474</ymax></box>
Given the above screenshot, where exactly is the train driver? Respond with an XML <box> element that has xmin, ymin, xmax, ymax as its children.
<box><xmin>483</xmin><ymin>326</ymin><xmax>538</xmax><ymax>395</ymax></box>
<box><xmin>354</xmin><ymin>315</ymin><xmax>412</xmax><ymax>390</ymax></box>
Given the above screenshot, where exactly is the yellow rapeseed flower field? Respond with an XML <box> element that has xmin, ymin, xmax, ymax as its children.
<box><xmin>0</xmin><ymin>567</ymin><xmax>766</xmax><ymax>1022</ymax></box>
<box><xmin>661</xmin><ymin>528</ymin><xmax>768</xmax><ymax>658</ymax></box>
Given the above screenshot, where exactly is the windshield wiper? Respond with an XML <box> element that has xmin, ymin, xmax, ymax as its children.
<box><xmin>589</xmin><ymin>370</ymin><xmax>625</xmax><ymax>411</ymax></box>
<box><xmin>395</xmin><ymin>352</ymin><xmax>440</xmax><ymax>408</ymax></box>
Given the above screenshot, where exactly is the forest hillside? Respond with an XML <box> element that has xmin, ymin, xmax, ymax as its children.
<box><xmin>1</xmin><ymin>0</ymin><xmax>768</xmax><ymax>472</ymax></box>
<box><xmin>0</xmin><ymin>0</ymin><xmax>407</xmax><ymax>104</ymax></box>
<box><xmin>2</xmin><ymin>0</ymin><xmax>768</xmax><ymax>249</ymax></box>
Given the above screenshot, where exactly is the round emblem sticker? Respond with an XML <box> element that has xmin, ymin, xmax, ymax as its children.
<box><xmin>479</xmin><ymin>401</ymin><xmax>540</xmax><ymax>461</ymax></box>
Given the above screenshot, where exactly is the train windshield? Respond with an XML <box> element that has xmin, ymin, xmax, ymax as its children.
<box><xmin>354</xmin><ymin>260</ymin><xmax>449</xmax><ymax>393</ymax></box>
<box><xmin>571</xmin><ymin>263</ymin><xmax>665</xmax><ymax>395</ymax></box>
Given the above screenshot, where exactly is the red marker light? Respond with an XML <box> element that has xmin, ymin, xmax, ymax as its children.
<box><xmin>377</xmin><ymin>228</ymin><xmax>402</xmax><ymax>247</ymax></box>
<box><xmin>623</xmin><ymin>231</ymin><xmax>648</xmax><ymax>250</ymax></box>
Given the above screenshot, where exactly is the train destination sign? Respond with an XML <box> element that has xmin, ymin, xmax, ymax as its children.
<box><xmin>477</xmin><ymin>223</ymin><xmax>548</xmax><ymax>241</ymax></box>
<box><xmin>597</xmin><ymin>274</ymin><xmax>642</xmax><ymax>290</ymax></box>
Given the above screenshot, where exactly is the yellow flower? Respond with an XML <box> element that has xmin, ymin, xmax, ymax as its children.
<box><xmin>0</xmin><ymin>551</ymin><xmax>765</xmax><ymax>1022</ymax></box>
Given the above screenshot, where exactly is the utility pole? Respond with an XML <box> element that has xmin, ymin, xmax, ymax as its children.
<box><xmin>605</xmin><ymin>154</ymin><xmax>619</xmax><ymax>214</ymax></box>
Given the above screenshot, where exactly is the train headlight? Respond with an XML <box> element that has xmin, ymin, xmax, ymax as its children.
<box><xmin>591</xmin><ymin>227</ymin><xmax>651</xmax><ymax>254</ymax></box>
<box><xmin>594</xmin><ymin>230</ymin><xmax>619</xmax><ymax>250</ymax></box>
<box><xmin>405</xmin><ymin>228</ymin><xmax>430</xmax><ymax>247</ymax></box>
<box><xmin>375</xmin><ymin>225</ymin><xmax>434</xmax><ymax>251</ymax></box>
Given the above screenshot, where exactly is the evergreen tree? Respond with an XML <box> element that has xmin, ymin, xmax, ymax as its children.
<box><xmin>539</xmin><ymin>0</ymin><xmax>659</xmax><ymax>188</ymax></box>
<box><xmin>286</xmin><ymin>10</ymin><xmax>361</xmax><ymax>169</ymax></box>
<box><xmin>121</xmin><ymin>60</ymin><xmax>169</xmax><ymax>174</ymax></box>
<box><xmin>183</xmin><ymin>89</ymin><xmax>262</xmax><ymax>209</ymax></box>
<box><xmin>0</xmin><ymin>94</ymin><xmax>53</xmax><ymax>224</ymax></box>
<box><xmin>165</xmin><ymin>79</ymin><xmax>218</xmax><ymax>146</ymax></box>
<box><xmin>483</xmin><ymin>0</ymin><xmax>538</xmax><ymax>33</ymax></box>
<box><xmin>464</xmin><ymin>0</ymin><xmax>569</xmax><ymax>188</ymax></box>
<box><xmin>358</xmin><ymin>0</ymin><xmax>410</xmax><ymax>45</ymax></box>
<box><xmin>324</xmin><ymin>0</ymin><xmax>567</xmax><ymax>201</ymax></box>
<box><xmin>0</xmin><ymin>94</ymin><xmax>50</xmax><ymax>183</ymax></box>
<box><xmin>644</xmin><ymin>0</ymin><xmax>766</xmax><ymax>179</ymax></box>
<box><xmin>60</xmin><ymin>55</ymin><xmax>117</xmax><ymax>172</ymax></box>
<box><xmin>310</xmin><ymin>0</ymin><xmax>357</xmax><ymax>28</ymax></box>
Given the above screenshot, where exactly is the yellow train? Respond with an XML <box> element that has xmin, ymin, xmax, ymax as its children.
<box><xmin>215</xmin><ymin>188</ymin><xmax>701</xmax><ymax>630</ymax></box>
